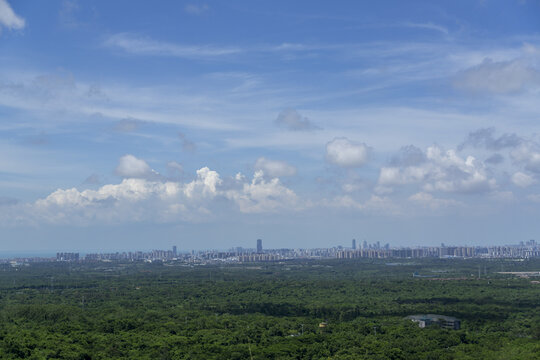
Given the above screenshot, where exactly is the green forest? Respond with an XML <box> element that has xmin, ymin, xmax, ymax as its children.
<box><xmin>0</xmin><ymin>258</ymin><xmax>538</xmax><ymax>359</ymax></box>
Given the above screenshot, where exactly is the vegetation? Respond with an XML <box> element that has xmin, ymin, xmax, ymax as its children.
<box><xmin>0</xmin><ymin>258</ymin><xmax>539</xmax><ymax>359</ymax></box>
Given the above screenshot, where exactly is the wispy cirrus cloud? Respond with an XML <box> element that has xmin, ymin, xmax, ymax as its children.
<box><xmin>103</xmin><ymin>33</ymin><xmax>241</xmax><ymax>59</ymax></box>
<box><xmin>402</xmin><ymin>22</ymin><xmax>449</xmax><ymax>35</ymax></box>
<box><xmin>185</xmin><ymin>3</ymin><xmax>209</xmax><ymax>15</ymax></box>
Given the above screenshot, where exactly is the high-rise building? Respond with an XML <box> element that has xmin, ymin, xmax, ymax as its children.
<box><xmin>172</xmin><ymin>246</ymin><xmax>177</xmax><ymax>256</ymax></box>
<box><xmin>352</xmin><ymin>239</ymin><xmax>357</xmax><ymax>250</ymax></box>
<box><xmin>363</xmin><ymin>240</ymin><xmax>368</xmax><ymax>249</ymax></box>
<box><xmin>257</xmin><ymin>239</ymin><xmax>263</xmax><ymax>253</ymax></box>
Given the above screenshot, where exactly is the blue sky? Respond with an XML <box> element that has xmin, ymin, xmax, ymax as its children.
<box><xmin>1</xmin><ymin>0</ymin><xmax>540</xmax><ymax>252</ymax></box>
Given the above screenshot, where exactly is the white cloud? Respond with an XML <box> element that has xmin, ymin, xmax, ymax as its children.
<box><xmin>454</xmin><ymin>57</ymin><xmax>540</xmax><ymax>94</ymax></box>
<box><xmin>0</xmin><ymin>0</ymin><xmax>25</xmax><ymax>31</ymax></box>
<box><xmin>378</xmin><ymin>145</ymin><xmax>496</xmax><ymax>194</ymax></box>
<box><xmin>424</xmin><ymin>147</ymin><xmax>496</xmax><ymax>193</ymax></box>
<box><xmin>254</xmin><ymin>157</ymin><xmax>296</xmax><ymax>177</ymax></box>
<box><xmin>0</xmin><ymin>70</ymin><xmax>245</xmax><ymax>132</ymax></box>
<box><xmin>104</xmin><ymin>33</ymin><xmax>240</xmax><ymax>59</ymax></box>
<box><xmin>32</xmin><ymin>178</ymin><xmax>184</xmax><ymax>224</ymax></box>
<box><xmin>511</xmin><ymin>172</ymin><xmax>535</xmax><ymax>188</ymax></box>
<box><xmin>115</xmin><ymin>154</ymin><xmax>159</xmax><ymax>179</ymax></box>
<box><xmin>226</xmin><ymin>170</ymin><xmax>299</xmax><ymax>213</ymax></box>
<box><xmin>326</xmin><ymin>137</ymin><xmax>369</xmax><ymax>167</ymax></box>
<box><xmin>3</xmin><ymin>167</ymin><xmax>301</xmax><ymax>225</ymax></box>
<box><xmin>183</xmin><ymin>167</ymin><xmax>221</xmax><ymax>199</ymax></box>
<box><xmin>378</xmin><ymin>166</ymin><xmax>428</xmax><ymax>186</ymax></box>
<box><xmin>403</xmin><ymin>22</ymin><xmax>448</xmax><ymax>35</ymax></box>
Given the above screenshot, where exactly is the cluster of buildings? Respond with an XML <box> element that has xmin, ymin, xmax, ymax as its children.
<box><xmin>407</xmin><ymin>314</ymin><xmax>461</xmax><ymax>330</ymax></box>
<box><xmin>336</xmin><ymin>240</ymin><xmax>539</xmax><ymax>260</ymax></box>
<box><xmin>56</xmin><ymin>252</ymin><xmax>79</xmax><ymax>261</ymax></box>
<box><xmin>9</xmin><ymin>238</ymin><xmax>540</xmax><ymax>265</ymax></box>
<box><xmin>77</xmin><ymin>246</ymin><xmax>178</xmax><ymax>262</ymax></box>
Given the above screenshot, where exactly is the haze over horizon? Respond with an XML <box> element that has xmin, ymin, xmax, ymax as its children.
<box><xmin>1</xmin><ymin>0</ymin><xmax>540</xmax><ymax>252</ymax></box>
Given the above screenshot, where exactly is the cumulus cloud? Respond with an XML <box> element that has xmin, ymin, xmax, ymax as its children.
<box><xmin>225</xmin><ymin>171</ymin><xmax>299</xmax><ymax>213</ymax></box>
<box><xmin>184</xmin><ymin>167</ymin><xmax>221</xmax><ymax>199</ymax></box>
<box><xmin>326</xmin><ymin>137</ymin><xmax>369</xmax><ymax>167</ymax></box>
<box><xmin>33</xmin><ymin>178</ymin><xmax>184</xmax><ymax>224</ymax></box>
<box><xmin>511</xmin><ymin>171</ymin><xmax>535</xmax><ymax>188</ymax></box>
<box><xmin>454</xmin><ymin>58</ymin><xmax>540</xmax><ymax>94</ymax></box>
<box><xmin>3</xmin><ymin>167</ymin><xmax>301</xmax><ymax>225</ymax></box>
<box><xmin>254</xmin><ymin>157</ymin><xmax>296</xmax><ymax>177</ymax></box>
<box><xmin>0</xmin><ymin>0</ymin><xmax>25</xmax><ymax>32</ymax></box>
<box><xmin>379</xmin><ymin>145</ymin><xmax>496</xmax><ymax>193</ymax></box>
<box><xmin>115</xmin><ymin>154</ymin><xmax>159</xmax><ymax>179</ymax></box>
<box><xmin>459</xmin><ymin>128</ymin><xmax>522</xmax><ymax>151</ymax></box>
<box><xmin>274</xmin><ymin>109</ymin><xmax>320</xmax><ymax>131</ymax></box>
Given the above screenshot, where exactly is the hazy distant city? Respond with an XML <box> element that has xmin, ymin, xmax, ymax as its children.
<box><xmin>4</xmin><ymin>238</ymin><xmax>538</xmax><ymax>266</ymax></box>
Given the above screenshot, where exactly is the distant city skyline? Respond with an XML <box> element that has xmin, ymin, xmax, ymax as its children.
<box><xmin>1</xmin><ymin>1</ymin><xmax>540</xmax><ymax>251</ymax></box>
<box><xmin>3</xmin><ymin>239</ymin><xmax>537</xmax><ymax>263</ymax></box>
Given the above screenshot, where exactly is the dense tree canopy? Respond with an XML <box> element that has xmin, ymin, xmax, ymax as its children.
<box><xmin>0</xmin><ymin>258</ymin><xmax>538</xmax><ymax>359</ymax></box>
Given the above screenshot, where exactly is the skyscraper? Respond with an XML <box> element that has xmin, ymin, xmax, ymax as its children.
<box><xmin>172</xmin><ymin>246</ymin><xmax>177</xmax><ymax>256</ymax></box>
<box><xmin>257</xmin><ymin>239</ymin><xmax>263</xmax><ymax>253</ymax></box>
<box><xmin>352</xmin><ymin>239</ymin><xmax>357</xmax><ymax>250</ymax></box>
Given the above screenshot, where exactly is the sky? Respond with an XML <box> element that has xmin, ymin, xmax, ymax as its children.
<box><xmin>1</xmin><ymin>0</ymin><xmax>540</xmax><ymax>252</ymax></box>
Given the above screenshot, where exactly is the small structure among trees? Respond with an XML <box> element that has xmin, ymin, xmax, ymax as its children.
<box><xmin>407</xmin><ymin>314</ymin><xmax>461</xmax><ymax>330</ymax></box>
